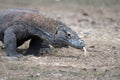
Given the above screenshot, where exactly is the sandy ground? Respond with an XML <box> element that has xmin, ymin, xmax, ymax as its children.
<box><xmin>0</xmin><ymin>0</ymin><xmax>120</xmax><ymax>80</ymax></box>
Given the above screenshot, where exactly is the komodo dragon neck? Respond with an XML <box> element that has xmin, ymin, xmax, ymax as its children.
<box><xmin>23</xmin><ymin>11</ymin><xmax>62</xmax><ymax>36</ymax></box>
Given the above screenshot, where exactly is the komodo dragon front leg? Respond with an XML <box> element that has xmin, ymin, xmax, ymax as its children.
<box><xmin>4</xmin><ymin>28</ymin><xmax>23</xmax><ymax>57</ymax></box>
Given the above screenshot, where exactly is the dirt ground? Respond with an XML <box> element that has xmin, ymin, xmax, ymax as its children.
<box><xmin>0</xmin><ymin>0</ymin><xmax>120</xmax><ymax>80</ymax></box>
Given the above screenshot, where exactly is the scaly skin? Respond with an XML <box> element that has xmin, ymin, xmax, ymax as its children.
<box><xmin>0</xmin><ymin>9</ymin><xmax>85</xmax><ymax>57</ymax></box>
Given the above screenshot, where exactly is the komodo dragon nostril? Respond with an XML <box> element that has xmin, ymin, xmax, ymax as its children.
<box><xmin>78</xmin><ymin>40</ymin><xmax>85</xmax><ymax>46</ymax></box>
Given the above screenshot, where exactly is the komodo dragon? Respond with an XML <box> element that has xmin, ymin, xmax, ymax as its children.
<box><xmin>0</xmin><ymin>9</ymin><xmax>85</xmax><ymax>57</ymax></box>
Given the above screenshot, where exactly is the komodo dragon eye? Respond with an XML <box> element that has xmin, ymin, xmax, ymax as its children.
<box><xmin>66</xmin><ymin>32</ymin><xmax>72</xmax><ymax>39</ymax></box>
<box><xmin>67</xmin><ymin>33</ymin><xmax>71</xmax><ymax>37</ymax></box>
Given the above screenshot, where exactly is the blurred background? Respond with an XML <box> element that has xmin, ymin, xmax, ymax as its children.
<box><xmin>0</xmin><ymin>0</ymin><xmax>120</xmax><ymax>10</ymax></box>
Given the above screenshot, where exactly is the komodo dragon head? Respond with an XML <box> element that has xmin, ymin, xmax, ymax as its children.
<box><xmin>52</xmin><ymin>23</ymin><xmax>85</xmax><ymax>49</ymax></box>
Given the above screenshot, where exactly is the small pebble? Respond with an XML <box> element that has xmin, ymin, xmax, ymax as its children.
<box><xmin>89</xmin><ymin>45</ymin><xmax>95</xmax><ymax>48</ymax></box>
<box><xmin>114</xmin><ymin>52</ymin><xmax>117</xmax><ymax>55</ymax></box>
<box><xmin>82</xmin><ymin>68</ymin><xmax>87</xmax><ymax>71</ymax></box>
<box><xmin>112</xmin><ymin>46</ymin><xmax>116</xmax><ymax>49</ymax></box>
<box><xmin>105</xmin><ymin>69</ymin><xmax>108</xmax><ymax>72</ymax></box>
<box><xmin>93</xmin><ymin>68</ymin><xmax>97</xmax><ymax>71</ymax></box>
<box><xmin>82</xmin><ymin>12</ymin><xmax>89</xmax><ymax>16</ymax></box>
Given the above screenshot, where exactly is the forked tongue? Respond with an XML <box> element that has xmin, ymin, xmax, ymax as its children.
<box><xmin>83</xmin><ymin>47</ymin><xmax>87</xmax><ymax>57</ymax></box>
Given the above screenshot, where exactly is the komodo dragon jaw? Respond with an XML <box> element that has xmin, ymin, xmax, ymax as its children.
<box><xmin>52</xmin><ymin>25</ymin><xmax>85</xmax><ymax>49</ymax></box>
